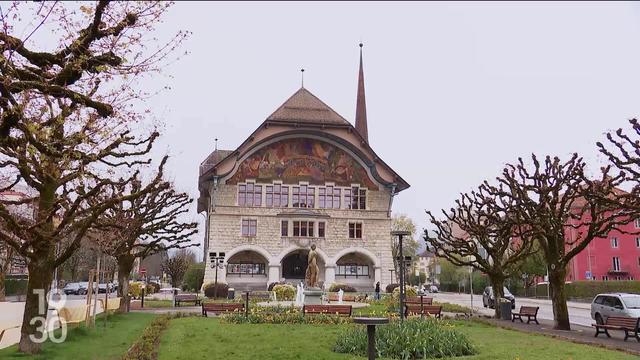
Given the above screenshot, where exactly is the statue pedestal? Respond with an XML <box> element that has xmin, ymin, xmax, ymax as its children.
<box><xmin>303</xmin><ymin>288</ymin><xmax>323</xmax><ymax>305</ymax></box>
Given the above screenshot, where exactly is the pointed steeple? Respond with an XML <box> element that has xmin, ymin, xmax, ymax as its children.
<box><xmin>355</xmin><ymin>43</ymin><xmax>369</xmax><ymax>142</ymax></box>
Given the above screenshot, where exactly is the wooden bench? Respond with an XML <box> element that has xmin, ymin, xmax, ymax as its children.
<box><xmin>405</xmin><ymin>296</ymin><xmax>433</xmax><ymax>305</ymax></box>
<box><xmin>175</xmin><ymin>294</ymin><xmax>202</xmax><ymax>306</ymax></box>
<box><xmin>302</xmin><ymin>304</ymin><xmax>352</xmax><ymax>317</ymax></box>
<box><xmin>404</xmin><ymin>304</ymin><xmax>442</xmax><ymax>319</ymax></box>
<box><xmin>592</xmin><ymin>316</ymin><xmax>640</xmax><ymax>341</ymax></box>
<box><xmin>327</xmin><ymin>293</ymin><xmax>356</xmax><ymax>302</ymax></box>
<box><xmin>511</xmin><ymin>306</ymin><xmax>539</xmax><ymax>324</ymax></box>
<box><xmin>201</xmin><ymin>302</ymin><xmax>244</xmax><ymax>317</ymax></box>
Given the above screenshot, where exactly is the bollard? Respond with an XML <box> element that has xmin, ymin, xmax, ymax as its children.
<box><xmin>141</xmin><ymin>287</ymin><xmax>145</xmax><ymax>309</ymax></box>
<box><xmin>245</xmin><ymin>292</ymin><xmax>249</xmax><ymax>318</ymax></box>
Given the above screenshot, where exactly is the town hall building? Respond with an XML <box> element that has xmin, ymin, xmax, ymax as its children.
<box><xmin>198</xmin><ymin>47</ymin><xmax>409</xmax><ymax>291</ymax></box>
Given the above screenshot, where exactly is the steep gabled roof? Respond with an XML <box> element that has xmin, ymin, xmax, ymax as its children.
<box><xmin>266</xmin><ymin>87</ymin><xmax>351</xmax><ymax>126</ymax></box>
<box><xmin>199</xmin><ymin>149</ymin><xmax>234</xmax><ymax>176</ymax></box>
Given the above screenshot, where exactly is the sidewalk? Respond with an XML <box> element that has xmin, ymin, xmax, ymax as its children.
<box><xmin>478</xmin><ymin>316</ymin><xmax>640</xmax><ymax>356</ymax></box>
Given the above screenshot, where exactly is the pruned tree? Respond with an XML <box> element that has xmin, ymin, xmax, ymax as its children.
<box><xmin>391</xmin><ymin>214</ymin><xmax>419</xmax><ymax>282</ymax></box>
<box><xmin>94</xmin><ymin>175</ymin><xmax>198</xmax><ymax>312</ymax></box>
<box><xmin>0</xmin><ymin>2</ymin><xmax>186</xmax><ymax>353</ymax></box>
<box><xmin>425</xmin><ymin>184</ymin><xmax>534</xmax><ymax>318</ymax></box>
<box><xmin>162</xmin><ymin>249</ymin><xmax>195</xmax><ymax>288</ymax></box>
<box><xmin>489</xmin><ymin>154</ymin><xmax>636</xmax><ymax>330</ymax></box>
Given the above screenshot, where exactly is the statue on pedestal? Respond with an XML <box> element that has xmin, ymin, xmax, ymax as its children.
<box><xmin>305</xmin><ymin>244</ymin><xmax>319</xmax><ymax>288</ymax></box>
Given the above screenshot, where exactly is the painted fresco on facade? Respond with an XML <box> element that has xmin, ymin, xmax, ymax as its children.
<box><xmin>227</xmin><ymin>138</ymin><xmax>378</xmax><ymax>189</ymax></box>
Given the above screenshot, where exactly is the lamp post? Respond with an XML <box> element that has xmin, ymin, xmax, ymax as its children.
<box><xmin>209</xmin><ymin>251</ymin><xmax>226</xmax><ymax>298</ymax></box>
<box><xmin>392</xmin><ymin>230</ymin><xmax>411</xmax><ymax>321</ymax></box>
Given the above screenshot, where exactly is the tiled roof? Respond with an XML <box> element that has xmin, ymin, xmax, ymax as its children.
<box><xmin>266</xmin><ymin>88</ymin><xmax>351</xmax><ymax>126</ymax></box>
<box><xmin>199</xmin><ymin>149</ymin><xmax>233</xmax><ymax>176</ymax></box>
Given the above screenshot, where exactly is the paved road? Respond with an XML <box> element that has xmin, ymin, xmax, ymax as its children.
<box><xmin>432</xmin><ymin>292</ymin><xmax>594</xmax><ymax>327</ymax></box>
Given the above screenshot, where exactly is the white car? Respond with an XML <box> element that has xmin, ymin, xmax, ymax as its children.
<box><xmin>591</xmin><ymin>293</ymin><xmax>640</xmax><ymax>324</ymax></box>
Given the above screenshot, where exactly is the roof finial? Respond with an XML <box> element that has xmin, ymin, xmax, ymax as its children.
<box><xmin>355</xmin><ymin>42</ymin><xmax>369</xmax><ymax>142</ymax></box>
<box><xmin>214</xmin><ymin>138</ymin><xmax>218</xmax><ymax>151</ymax></box>
<box><xmin>301</xmin><ymin>68</ymin><xmax>305</xmax><ymax>88</ymax></box>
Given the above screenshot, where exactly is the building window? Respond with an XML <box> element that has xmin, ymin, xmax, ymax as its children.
<box><xmin>292</xmin><ymin>185</ymin><xmax>315</xmax><ymax>208</ymax></box>
<box><xmin>319</xmin><ymin>186</ymin><xmax>341</xmax><ymax>209</ymax></box>
<box><xmin>336</xmin><ymin>264</ymin><xmax>370</xmax><ymax>278</ymax></box>
<box><xmin>266</xmin><ymin>184</ymin><xmax>289</xmax><ymax>207</ymax></box>
<box><xmin>345</xmin><ymin>186</ymin><xmax>366</xmax><ymax>209</ymax></box>
<box><xmin>613</xmin><ymin>257</ymin><xmax>621</xmax><ymax>272</ymax></box>
<box><xmin>348</xmin><ymin>222</ymin><xmax>363</xmax><ymax>239</ymax></box>
<box><xmin>318</xmin><ymin>222</ymin><xmax>326</xmax><ymax>238</ymax></box>
<box><xmin>636</xmin><ymin>218</ymin><xmax>640</xmax><ymax>228</ymax></box>
<box><xmin>293</xmin><ymin>221</ymin><xmax>314</xmax><ymax>237</ymax></box>
<box><xmin>238</xmin><ymin>183</ymin><xmax>262</xmax><ymax>207</ymax></box>
<box><xmin>227</xmin><ymin>263</ymin><xmax>266</xmax><ymax>276</ymax></box>
<box><xmin>241</xmin><ymin>219</ymin><xmax>257</xmax><ymax>237</ymax></box>
<box><xmin>281</xmin><ymin>220</ymin><xmax>289</xmax><ymax>237</ymax></box>
<box><xmin>636</xmin><ymin>238</ymin><xmax>640</xmax><ymax>248</ymax></box>
<box><xmin>611</xmin><ymin>238</ymin><xmax>618</xmax><ymax>248</ymax></box>
<box><xmin>603</xmin><ymin>275</ymin><xmax>609</xmax><ymax>281</ymax></box>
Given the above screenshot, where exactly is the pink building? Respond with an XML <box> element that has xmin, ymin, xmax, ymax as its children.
<box><xmin>566</xmin><ymin>218</ymin><xmax>640</xmax><ymax>282</ymax></box>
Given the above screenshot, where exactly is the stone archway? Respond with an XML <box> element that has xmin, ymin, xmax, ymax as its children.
<box><xmin>330</xmin><ymin>247</ymin><xmax>381</xmax><ymax>292</ymax></box>
<box><xmin>278</xmin><ymin>248</ymin><xmax>326</xmax><ymax>285</ymax></box>
<box><xmin>225</xmin><ymin>249</ymin><xmax>270</xmax><ymax>291</ymax></box>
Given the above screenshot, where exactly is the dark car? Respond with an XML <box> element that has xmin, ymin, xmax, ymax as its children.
<box><xmin>482</xmin><ymin>286</ymin><xmax>515</xmax><ymax>309</ymax></box>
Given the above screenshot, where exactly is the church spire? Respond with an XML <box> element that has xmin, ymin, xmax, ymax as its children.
<box><xmin>355</xmin><ymin>43</ymin><xmax>369</xmax><ymax>142</ymax></box>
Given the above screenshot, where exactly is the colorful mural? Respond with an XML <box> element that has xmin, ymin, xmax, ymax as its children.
<box><xmin>227</xmin><ymin>138</ymin><xmax>378</xmax><ymax>189</ymax></box>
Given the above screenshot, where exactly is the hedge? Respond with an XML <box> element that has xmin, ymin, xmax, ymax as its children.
<box><xmin>534</xmin><ymin>281</ymin><xmax>640</xmax><ymax>300</ymax></box>
<box><xmin>5</xmin><ymin>278</ymin><xmax>28</xmax><ymax>296</ymax></box>
<box><xmin>204</xmin><ymin>282</ymin><xmax>229</xmax><ymax>299</ymax></box>
<box><xmin>328</xmin><ymin>283</ymin><xmax>356</xmax><ymax>292</ymax></box>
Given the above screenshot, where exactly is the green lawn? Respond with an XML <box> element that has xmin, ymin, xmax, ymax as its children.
<box><xmin>0</xmin><ymin>312</ymin><xmax>156</xmax><ymax>360</ymax></box>
<box><xmin>158</xmin><ymin>317</ymin><xmax>636</xmax><ymax>360</ymax></box>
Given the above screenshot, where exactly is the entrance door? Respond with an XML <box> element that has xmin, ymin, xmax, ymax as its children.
<box><xmin>282</xmin><ymin>251</ymin><xmax>308</xmax><ymax>279</ymax></box>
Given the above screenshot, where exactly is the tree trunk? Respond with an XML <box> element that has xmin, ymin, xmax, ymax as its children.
<box><xmin>0</xmin><ymin>270</ymin><xmax>6</xmax><ymax>302</ymax></box>
<box><xmin>549</xmin><ymin>267</ymin><xmax>570</xmax><ymax>330</ymax></box>
<box><xmin>490</xmin><ymin>276</ymin><xmax>505</xmax><ymax>319</ymax></box>
<box><xmin>116</xmin><ymin>255</ymin><xmax>134</xmax><ymax>313</ymax></box>
<box><xmin>18</xmin><ymin>256</ymin><xmax>54</xmax><ymax>354</ymax></box>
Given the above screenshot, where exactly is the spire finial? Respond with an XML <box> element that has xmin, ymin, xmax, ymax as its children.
<box><xmin>214</xmin><ymin>138</ymin><xmax>218</xmax><ymax>151</ymax></box>
<box><xmin>301</xmin><ymin>68</ymin><xmax>305</xmax><ymax>88</ymax></box>
<box><xmin>355</xmin><ymin>42</ymin><xmax>369</xmax><ymax>142</ymax></box>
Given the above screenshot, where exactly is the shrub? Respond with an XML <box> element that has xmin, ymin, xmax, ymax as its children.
<box><xmin>129</xmin><ymin>282</ymin><xmax>142</xmax><ymax>299</ymax></box>
<box><xmin>267</xmin><ymin>281</ymin><xmax>285</xmax><ymax>292</ymax></box>
<box><xmin>385</xmin><ymin>283</ymin><xmax>399</xmax><ymax>293</ymax></box>
<box><xmin>334</xmin><ymin>319</ymin><xmax>476</xmax><ymax>359</ymax></box>
<box><xmin>203</xmin><ymin>282</ymin><xmax>229</xmax><ymax>299</ymax></box>
<box><xmin>182</xmin><ymin>263</ymin><xmax>205</xmax><ymax>292</ymax></box>
<box><xmin>146</xmin><ymin>282</ymin><xmax>160</xmax><ymax>294</ymax></box>
<box><xmin>328</xmin><ymin>283</ymin><xmax>357</xmax><ymax>292</ymax></box>
<box><xmin>391</xmin><ymin>285</ymin><xmax>417</xmax><ymax>300</ymax></box>
<box><xmin>272</xmin><ymin>284</ymin><xmax>295</xmax><ymax>301</ymax></box>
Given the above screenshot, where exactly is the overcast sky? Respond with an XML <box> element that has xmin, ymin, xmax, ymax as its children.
<box><xmin>139</xmin><ymin>2</ymin><xmax>640</xmax><ymax>254</ymax></box>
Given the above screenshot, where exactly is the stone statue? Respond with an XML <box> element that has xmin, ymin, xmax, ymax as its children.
<box><xmin>305</xmin><ymin>244</ymin><xmax>320</xmax><ymax>288</ymax></box>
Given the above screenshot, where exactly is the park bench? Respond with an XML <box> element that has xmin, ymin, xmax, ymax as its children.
<box><xmin>592</xmin><ymin>316</ymin><xmax>640</xmax><ymax>341</ymax></box>
<box><xmin>175</xmin><ymin>294</ymin><xmax>202</xmax><ymax>306</ymax></box>
<box><xmin>201</xmin><ymin>302</ymin><xmax>244</xmax><ymax>317</ymax></box>
<box><xmin>404</xmin><ymin>304</ymin><xmax>442</xmax><ymax>319</ymax></box>
<box><xmin>327</xmin><ymin>293</ymin><xmax>356</xmax><ymax>302</ymax></box>
<box><xmin>511</xmin><ymin>306</ymin><xmax>540</xmax><ymax>324</ymax></box>
<box><xmin>302</xmin><ymin>304</ymin><xmax>352</xmax><ymax>317</ymax></box>
<box><xmin>405</xmin><ymin>296</ymin><xmax>433</xmax><ymax>305</ymax></box>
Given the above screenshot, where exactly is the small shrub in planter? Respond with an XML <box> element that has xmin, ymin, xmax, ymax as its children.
<box><xmin>391</xmin><ymin>285</ymin><xmax>417</xmax><ymax>300</ymax></box>
<box><xmin>385</xmin><ymin>283</ymin><xmax>399</xmax><ymax>293</ymax></box>
<box><xmin>128</xmin><ymin>282</ymin><xmax>142</xmax><ymax>299</ymax></box>
<box><xmin>273</xmin><ymin>284</ymin><xmax>295</xmax><ymax>301</ymax></box>
<box><xmin>203</xmin><ymin>282</ymin><xmax>229</xmax><ymax>299</ymax></box>
<box><xmin>328</xmin><ymin>283</ymin><xmax>357</xmax><ymax>292</ymax></box>
<box><xmin>334</xmin><ymin>319</ymin><xmax>476</xmax><ymax>359</ymax></box>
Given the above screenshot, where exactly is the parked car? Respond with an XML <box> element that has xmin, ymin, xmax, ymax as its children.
<box><xmin>429</xmin><ymin>285</ymin><xmax>439</xmax><ymax>293</ymax></box>
<box><xmin>591</xmin><ymin>293</ymin><xmax>640</xmax><ymax>324</ymax></box>
<box><xmin>482</xmin><ymin>286</ymin><xmax>515</xmax><ymax>309</ymax></box>
<box><xmin>63</xmin><ymin>282</ymin><xmax>81</xmax><ymax>295</ymax></box>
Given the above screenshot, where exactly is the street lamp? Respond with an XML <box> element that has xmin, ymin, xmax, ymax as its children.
<box><xmin>392</xmin><ymin>230</ymin><xmax>411</xmax><ymax>321</ymax></box>
<box><xmin>209</xmin><ymin>251</ymin><xmax>226</xmax><ymax>298</ymax></box>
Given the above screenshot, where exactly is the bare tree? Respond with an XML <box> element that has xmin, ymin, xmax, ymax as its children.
<box><xmin>162</xmin><ymin>249</ymin><xmax>195</xmax><ymax>288</ymax></box>
<box><xmin>425</xmin><ymin>184</ymin><xmax>534</xmax><ymax>318</ymax></box>
<box><xmin>94</xmin><ymin>176</ymin><xmax>198</xmax><ymax>312</ymax></box>
<box><xmin>490</xmin><ymin>154</ymin><xmax>635</xmax><ymax>330</ymax></box>
<box><xmin>0</xmin><ymin>2</ymin><xmax>186</xmax><ymax>353</ymax></box>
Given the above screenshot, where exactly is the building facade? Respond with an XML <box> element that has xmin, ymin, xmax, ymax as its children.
<box><xmin>198</xmin><ymin>51</ymin><xmax>409</xmax><ymax>291</ymax></box>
